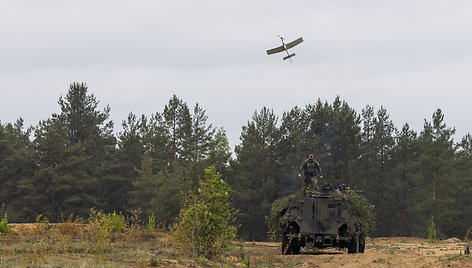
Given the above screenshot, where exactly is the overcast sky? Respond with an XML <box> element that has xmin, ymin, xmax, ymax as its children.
<box><xmin>1</xmin><ymin>1</ymin><xmax>471</xmax><ymax>148</ymax></box>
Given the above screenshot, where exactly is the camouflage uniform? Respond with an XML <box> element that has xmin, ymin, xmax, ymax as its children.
<box><xmin>298</xmin><ymin>155</ymin><xmax>323</xmax><ymax>189</ymax></box>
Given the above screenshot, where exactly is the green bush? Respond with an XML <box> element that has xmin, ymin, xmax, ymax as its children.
<box><xmin>88</xmin><ymin>209</ymin><xmax>126</xmax><ymax>253</ymax></box>
<box><xmin>173</xmin><ymin>166</ymin><xmax>237</xmax><ymax>259</ymax></box>
<box><xmin>146</xmin><ymin>214</ymin><xmax>156</xmax><ymax>233</ymax></box>
<box><xmin>345</xmin><ymin>189</ymin><xmax>376</xmax><ymax>240</ymax></box>
<box><xmin>428</xmin><ymin>219</ymin><xmax>438</xmax><ymax>243</ymax></box>
<box><xmin>106</xmin><ymin>211</ymin><xmax>126</xmax><ymax>233</ymax></box>
<box><xmin>0</xmin><ymin>213</ymin><xmax>12</xmax><ymax>235</ymax></box>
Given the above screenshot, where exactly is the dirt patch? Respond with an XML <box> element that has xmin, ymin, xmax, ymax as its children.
<box><xmin>240</xmin><ymin>237</ymin><xmax>471</xmax><ymax>267</ymax></box>
<box><xmin>3</xmin><ymin>224</ymin><xmax>472</xmax><ymax>267</ymax></box>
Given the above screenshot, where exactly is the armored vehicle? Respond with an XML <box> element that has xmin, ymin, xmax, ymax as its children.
<box><xmin>280</xmin><ymin>184</ymin><xmax>365</xmax><ymax>254</ymax></box>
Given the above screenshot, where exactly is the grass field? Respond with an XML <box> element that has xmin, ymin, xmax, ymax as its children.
<box><xmin>1</xmin><ymin>223</ymin><xmax>471</xmax><ymax>267</ymax></box>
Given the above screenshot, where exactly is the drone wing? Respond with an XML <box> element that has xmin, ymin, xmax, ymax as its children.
<box><xmin>266</xmin><ymin>45</ymin><xmax>286</xmax><ymax>55</ymax></box>
<box><xmin>285</xmin><ymin>37</ymin><xmax>303</xmax><ymax>49</ymax></box>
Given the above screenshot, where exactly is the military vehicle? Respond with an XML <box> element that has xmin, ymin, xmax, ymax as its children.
<box><xmin>279</xmin><ymin>184</ymin><xmax>366</xmax><ymax>254</ymax></box>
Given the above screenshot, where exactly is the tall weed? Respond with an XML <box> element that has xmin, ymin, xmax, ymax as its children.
<box><xmin>146</xmin><ymin>214</ymin><xmax>156</xmax><ymax>233</ymax></box>
<box><xmin>32</xmin><ymin>215</ymin><xmax>50</xmax><ymax>237</ymax></box>
<box><xmin>0</xmin><ymin>213</ymin><xmax>11</xmax><ymax>235</ymax></box>
<box><xmin>428</xmin><ymin>219</ymin><xmax>438</xmax><ymax>243</ymax></box>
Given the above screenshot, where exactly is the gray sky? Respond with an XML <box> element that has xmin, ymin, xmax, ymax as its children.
<box><xmin>1</xmin><ymin>1</ymin><xmax>472</xmax><ymax>149</ymax></box>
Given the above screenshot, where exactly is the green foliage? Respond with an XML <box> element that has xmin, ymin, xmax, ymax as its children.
<box><xmin>0</xmin><ymin>213</ymin><xmax>11</xmax><ymax>235</ymax></box>
<box><xmin>344</xmin><ymin>190</ymin><xmax>376</xmax><ymax>239</ymax></box>
<box><xmin>106</xmin><ymin>211</ymin><xmax>126</xmax><ymax>233</ymax></box>
<box><xmin>162</xmin><ymin>94</ymin><xmax>192</xmax><ymax>160</ymax></box>
<box><xmin>232</xmin><ymin>107</ymin><xmax>281</xmax><ymax>241</ymax></box>
<box><xmin>146</xmin><ymin>214</ymin><xmax>156</xmax><ymax>233</ymax></box>
<box><xmin>428</xmin><ymin>219</ymin><xmax>438</xmax><ymax>243</ymax></box>
<box><xmin>173</xmin><ymin>166</ymin><xmax>237</xmax><ymax>259</ymax></box>
<box><xmin>87</xmin><ymin>209</ymin><xmax>126</xmax><ymax>253</ymax></box>
<box><xmin>0</xmin><ymin>120</ymin><xmax>36</xmax><ymax>222</ymax></box>
<box><xmin>207</xmin><ymin>127</ymin><xmax>232</xmax><ymax>175</ymax></box>
<box><xmin>3</xmin><ymin>86</ymin><xmax>472</xmax><ymax>241</ymax></box>
<box><xmin>266</xmin><ymin>193</ymin><xmax>301</xmax><ymax>240</ymax></box>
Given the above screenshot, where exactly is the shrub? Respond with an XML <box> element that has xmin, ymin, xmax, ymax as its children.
<box><xmin>0</xmin><ymin>213</ymin><xmax>11</xmax><ymax>235</ymax></box>
<box><xmin>428</xmin><ymin>219</ymin><xmax>438</xmax><ymax>243</ymax></box>
<box><xmin>87</xmin><ymin>209</ymin><xmax>126</xmax><ymax>253</ymax></box>
<box><xmin>173</xmin><ymin>166</ymin><xmax>237</xmax><ymax>259</ymax></box>
<box><xmin>88</xmin><ymin>209</ymin><xmax>111</xmax><ymax>253</ymax></box>
<box><xmin>32</xmin><ymin>214</ymin><xmax>50</xmax><ymax>237</ymax></box>
<box><xmin>58</xmin><ymin>214</ymin><xmax>83</xmax><ymax>236</ymax></box>
<box><xmin>146</xmin><ymin>214</ymin><xmax>156</xmax><ymax>233</ymax></box>
<box><xmin>106</xmin><ymin>211</ymin><xmax>126</xmax><ymax>233</ymax></box>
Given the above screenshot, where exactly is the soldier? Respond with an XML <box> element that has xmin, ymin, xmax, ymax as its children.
<box><xmin>298</xmin><ymin>154</ymin><xmax>323</xmax><ymax>189</ymax></box>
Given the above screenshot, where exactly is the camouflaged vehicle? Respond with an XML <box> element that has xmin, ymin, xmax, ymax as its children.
<box><xmin>280</xmin><ymin>184</ymin><xmax>365</xmax><ymax>254</ymax></box>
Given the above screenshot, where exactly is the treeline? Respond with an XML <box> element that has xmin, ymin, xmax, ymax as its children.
<box><xmin>1</xmin><ymin>82</ymin><xmax>471</xmax><ymax>240</ymax></box>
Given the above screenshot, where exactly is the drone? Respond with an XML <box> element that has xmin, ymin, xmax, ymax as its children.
<box><xmin>266</xmin><ymin>35</ymin><xmax>304</xmax><ymax>62</ymax></box>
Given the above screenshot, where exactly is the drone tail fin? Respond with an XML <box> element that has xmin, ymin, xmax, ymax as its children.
<box><xmin>283</xmin><ymin>53</ymin><xmax>296</xmax><ymax>60</ymax></box>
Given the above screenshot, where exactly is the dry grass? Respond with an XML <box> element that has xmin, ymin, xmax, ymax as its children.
<box><xmin>1</xmin><ymin>224</ymin><xmax>471</xmax><ymax>267</ymax></box>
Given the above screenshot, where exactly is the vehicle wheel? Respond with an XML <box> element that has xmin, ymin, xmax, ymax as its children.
<box><xmin>347</xmin><ymin>237</ymin><xmax>359</xmax><ymax>254</ymax></box>
<box><xmin>281</xmin><ymin>232</ymin><xmax>291</xmax><ymax>255</ymax></box>
<box><xmin>282</xmin><ymin>231</ymin><xmax>301</xmax><ymax>254</ymax></box>
<box><xmin>359</xmin><ymin>238</ymin><xmax>365</xmax><ymax>253</ymax></box>
<box><xmin>291</xmin><ymin>241</ymin><xmax>301</xmax><ymax>254</ymax></box>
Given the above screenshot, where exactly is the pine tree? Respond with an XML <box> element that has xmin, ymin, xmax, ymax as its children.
<box><xmin>0</xmin><ymin>119</ymin><xmax>36</xmax><ymax>222</ymax></box>
<box><xmin>324</xmin><ymin>97</ymin><xmax>361</xmax><ymax>186</ymax></box>
<box><xmin>189</xmin><ymin>103</ymin><xmax>215</xmax><ymax>162</ymax></box>
<box><xmin>370</xmin><ymin>106</ymin><xmax>396</xmax><ymax>235</ymax></box>
<box><xmin>419</xmin><ymin>109</ymin><xmax>456</xmax><ymax>237</ymax></box>
<box><xmin>145</xmin><ymin>112</ymin><xmax>173</xmax><ymax>172</ymax></box>
<box><xmin>232</xmin><ymin>107</ymin><xmax>280</xmax><ymax>240</ymax></box>
<box><xmin>186</xmin><ymin>103</ymin><xmax>216</xmax><ymax>187</ymax></box>
<box><xmin>32</xmin><ymin>118</ymin><xmax>99</xmax><ymax>220</ymax></box>
<box><xmin>304</xmin><ymin>99</ymin><xmax>332</xmax><ymax>162</ymax></box>
<box><xmin>110</xmin><ymin>113</ymin><xmax>148</xmax><ymax>212</ymax></box>
<box><xmin>389</xmin><ymin>123</ymin><xmax>422</xmax><ymax>236</ymax></box>
<box><xmin>454</xmin><ymin>134</ymin><xmax>472</xmax><ymax>237</ymax></box>
<box><xmin>117</xmin><ymin>113</ymin><xmax>146</xmax><ymax>180</ymax></box>
<box><xmin>30</xmin><ymin>82</ymin><xmax>117</xmax><ymax>219</ymax></box>
<box><xmin>161</xmin><ymin>95</ymin><xmax>192</xmax><ymax>161</ymax></box>
<box><xmin>207</xmin><ymin>127</ymin><xmax>232</xmax><ymax>176</ymax></box>
<box><xmin>358</xmin><ymin>105</ymin><xmax>376</xmax><ymax>191</ymax></box>
<box><xmin>278</xmin><ymin>105</ymin><xmax>312</xmax><ymax>195</ymax></box>
<box><xmin>130</xmin><ymin>154</ymin><xmax>187</xmax><ymax>224</ymax></box>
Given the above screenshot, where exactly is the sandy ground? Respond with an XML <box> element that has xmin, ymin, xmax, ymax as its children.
<box><xmin>7</xmin><ymin>224</ymin><xmax>472</xmax><ymax>267</ymax></box>
<box><xmin>246</xmin><ymin>237</ymin><xmax>472</xmax><ymax>268</ymax></box>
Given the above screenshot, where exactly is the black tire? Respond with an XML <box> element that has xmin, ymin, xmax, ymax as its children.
<box><xmin>291</xmin><ymin>241</ymin><xmax>301</xmax><ymax>254</ymax></box>
<box><xmin>282</xmin><ymin>223</ymin><xmax>301</xmax><ymax>255</ymax></box>
<box><xmin>282</xmin><ymin>231</ymin><xmax>301</xmax><ymax>255</ymax></box>
<box><xmin>359</xmin><ymin>238</ymin><xmax>365</xmax><ymax>253</ymax></box>
<box><xmin>281</xmin><ymin>232</ymin><xmax>291</xmax><ymax>255</ymax></box>
<box><xmin>347</xmin><ymin>237</ymin><xmax>359</xmax><ymax>254</ymax></box>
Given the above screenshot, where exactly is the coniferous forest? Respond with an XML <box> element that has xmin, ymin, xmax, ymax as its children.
<box><xmin>1</xmin><ymin>82</ymin><xmax>471</xmax><ymax>241</ymax></box>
